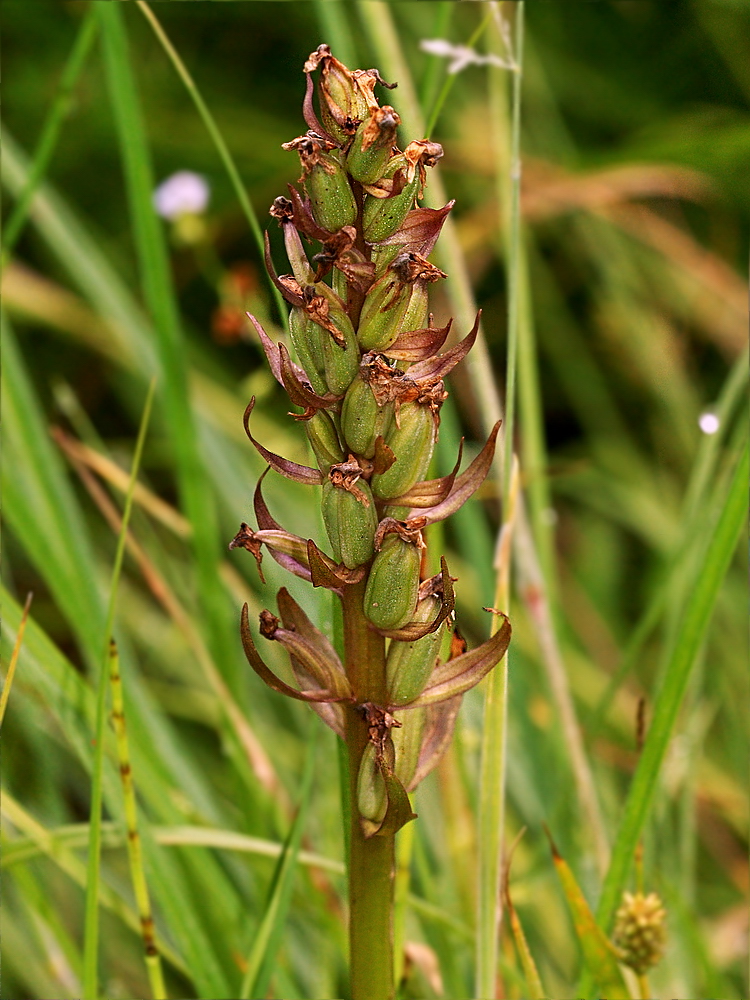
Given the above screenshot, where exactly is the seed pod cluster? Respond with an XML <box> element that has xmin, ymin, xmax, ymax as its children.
<box><xmin>234</xmin><ymin>44</ymin><xmax>510</xmax><ymax>836</ymax></box>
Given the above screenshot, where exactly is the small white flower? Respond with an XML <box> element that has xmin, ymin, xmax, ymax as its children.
<box><xmin>153</xmin><ymin>171</ymin><xmax>210</xmax><ymax>220</ymax></box>
<box><xmin>698</xmin><ymin>411</ymin><xmax>720</xmax><ymax>435</ymax></box>
<box><xmin>420</xmin><ymin>38</ymin><xmax>514</xmax><ymax>75</ymax></box>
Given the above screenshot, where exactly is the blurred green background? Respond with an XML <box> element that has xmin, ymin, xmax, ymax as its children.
<box><xmin>2</xmin><ymin>2</ymin><xmax>748</xmax><ymax>998</ymax></box>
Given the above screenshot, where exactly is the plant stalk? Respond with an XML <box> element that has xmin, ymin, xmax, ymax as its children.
<box><xmin>341</xmin><ymin>579</ymin><xmax>395</xmax><ymax>1000</ymax></box>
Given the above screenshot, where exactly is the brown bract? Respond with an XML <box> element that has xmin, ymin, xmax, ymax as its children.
<box><xmin>329</xmin><ymin>456</ymin><xmax>371</xmax><ymax>506</ymax></box>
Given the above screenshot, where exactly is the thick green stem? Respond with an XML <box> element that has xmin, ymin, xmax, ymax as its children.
<box><xmin>341</xmin><ymin>579</ymin><xmax>395</xmax><ymax>1000</ymax></box>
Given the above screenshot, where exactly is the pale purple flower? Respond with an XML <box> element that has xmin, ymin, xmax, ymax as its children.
<box><xmin>698</xmin><ymin>411</ymin><xmax>720</xmax><ymax>435</ymax></box>
<box><xmin>153</xmin><ymin>171</ymin><xmax>210</xmax><ymax>220</ymax></box>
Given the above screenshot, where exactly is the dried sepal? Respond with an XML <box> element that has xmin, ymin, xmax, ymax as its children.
<box><xmin>277</xmin><ymin>341</ymin><xmax>342</xmax><ymax>417</ymax></box>
<box><xmin>228</xmin><ymin>523</ymin><xmax>266</xmax><ymax>583</ymax></box>
<box><xmin>240</xmin><ymin>603</ymin><xmax>346</xmax><ymax>703</ymax></box>
<box><xmin>243</xmin><ymin>398</ymin><xmax>323</xmax><ymax>485</ymax></box>
<box><xmin>270</xmin><ymin>590</ymin><xmax>351</xmax><ymax>698</ymax></box>
<box><xmin>408</xmin><ymin>695</ymin><xmax>462</xmax><ymax>791</ymax></box>
<box><xmin>407</xmin><ymin>612</ymin><xmax>512</xmax><ymax>707</ymax></box>
<box><xmin>406</xmin><ymin>311</ymin><xmax>480</xmax><ymax>385</ymax></box>
<box><xmin>246</xmin><ymin>312</ymin><xmax>291</xmax><ymax>388</ymax></box>
<box><xmin>386</xmin><ymin>440</ymin><xmax>463</xmax><ymax>508</ymax></box>
<box><xmin>307</xmin><ymin>539</ymin><xmax>367</xmax><ymax>590</ymax></box>
<box><xmin>379</xmin><ymin>201</ymin><xmax>455</xmax><ymax>258</ymax></box>
<box><xmin>407</xmin><ymin>420</ymin><xmax>501</xmax><ymax>524</ymax></box>
<box><xmin>371</xmin><ymin>435</ymin><xmax>396</xmax><ymax>475</ymax></box>
<box><xmin>382</xmin><ymin>317</ymin><xmax>452</xmax><ymax>363</ymax></box>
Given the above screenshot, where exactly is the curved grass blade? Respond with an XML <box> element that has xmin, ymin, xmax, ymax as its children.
<box><xmin>97</xmin><ymin>1</ymin><xmax>237</xmax><ymax>682</ymax></box>
<box><xmin>0</xmin><ymin>592</ymin><xmax>32</xmax><ymax>730</ymax></box>
<box><xmin>134</xmin><ymin>0</ymin><xmax>287</xmax><ymax>323</ymax></box>
<box><xmin>82</xmin><ymin>379</ymin><xmax>155</xmax><ymax>1000</ymax></box>
<box><xmin>109</xmin><ymin>639</ymin><xmax>167</xmax><ymax>999</ymax></box>
<box><xmin>239</xmin><ymin>727</ymin><xmax>318</xmax><ymax>999</ymax></box>
<box><xmin>1</xmin><ymin>7</ymin><xmax>98</xmax><ymax>272</ymax></box>
<box><xmin>503</xmin><ymin>832</ymin><xmax>547</xmax><ymax>1000</ymax></box>
<box><xmin>594</xmin><ymin>435</ymin><xmax>748</xmax><ymax>937</ymax></box>
<box><xmin>545</xmin><ymin>828</ymin><xmax>630</xmax><ymax>1000</ymax></box>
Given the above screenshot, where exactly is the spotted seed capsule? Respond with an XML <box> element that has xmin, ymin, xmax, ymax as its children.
<box><xmin>356</xmin><ymin>742</ymin><xmax>387</xmax><ymax>826</ymax></box>
<box><xmin>386</xmin><ymin>593</ymin><xmax>443</xmax><ymax>705</ymax></box>
<box><xmin>362</xmin><ymin>155</ymin><xmax>419</xmax><ymax>245</ymax></box>
<box><xmin>284</xmin><ymin>134</ymin><xmax>357</xmax><ymax>233</ymax></box>
<box><xmin>357</xmin><ymin>253</ymin><xmax>443</xmax><ymax>352</ymax></box>
<box><xmin>289</xmin><ymin>307</ymin><xmax>328</xmax><ymax>395</ymax></box>
<box><xmin>362</xmin><ymin>140</ymin><xmax>443</xmax><ymax>244</ymax></box>
<box><xmin>364</xmin><ymin>534</ymin><xmax>421</xmax><ymax>630</ymax></box>
<box><xmin>341</xmin><ymin>374</ymin><xmax>394</xmax><ymax>459</ymax></box>
<box><xmin>303</xmin><ymin>283</ymin><xmax>361</xmax><ymax>395</ymax></box>
<box><xmin>321</xmin><ymin>478</ymin><xmax>378</xmax><ymax>569</ymax></box>
<box><xmin>371</xmin><ymin>402</ymin><xmax>436</xmax><ymax>501</ymax></box>
<box><xmin>321</xmin><ymin>314</ymin><xmax>360</xmax><ymax>395</ymax></box>
<box><xmin>306</xmin><ymin>410</ymin><xmax>345</xmax><ymax>473</ymax></box>
<box><xmin>346</xmin><ymin>106</ymin><xmax>401</xmax><ymax>185</ymax></box>
<box><xmin>390</xmin><ymin>709</ymin><xmax>424</xmax><ymax>791</ymax></box>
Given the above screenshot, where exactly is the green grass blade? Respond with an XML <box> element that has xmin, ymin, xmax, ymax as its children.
<box><xmin>313</xmin><ymin>0</ymin><xmax>358</xmax><ymax>68</ymax></box>
<box><xmin>0</xmin><ymin>7</ymin><xmax>98</xmax><ymax>271</ymax></box>
<box><xmin>596</xmin><ymin>436</ymin><xmax>748</xmax><ymax>924</ymax></box>
<box><xmin>546</xmin><ymin>830</ymin><xmax>630</xmax><ymax>999</ymax></box>
<box><xmin>134</xmin><ymin>0</ymin><xmax>287</xmax><ymax>324</ymax></box>
<box><xmin>82</xmin><ymin>379</ymin><xmax>155</xmax><ymax>1000</ymax></box>
<box><xmin>0</xmin><ymin>592</ymin><xmax>32</xmax><ymax>729</ymax></box>
<box><xmin>96</xmin><ymin>2</ymin><xmax>235</xmax><ymax>680</ymax></box>
<box><xmin>240</xmin><ymin>726</ymin><xmax>318</xmax><ymax>999</ymax></box>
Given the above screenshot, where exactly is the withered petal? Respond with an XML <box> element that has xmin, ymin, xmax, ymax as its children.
<box><xmin>372</xmin><ymin>435</ymin><xmax>397</xmax><ymax>476</ymax></box>
<box><xmin>243</xmin><ymin>398</ymin><xmax>323</xmax><ymax>485</ymax></box>
<box><xmin>302</xmin><ymin>69</ymin><xmax>337</xmax><ymax>143</ymax></box>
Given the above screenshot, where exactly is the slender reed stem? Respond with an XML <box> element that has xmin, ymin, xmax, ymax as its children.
<box><xmin>82</xmin><ymin>379</ymin><xmax>155</xmax><ymax>1000</ymax></box>
<box><xmin>476</xmin><ymin>5</ymin><xmax>525</xmax><ymax>998</ymax></box>
<box><xmin>109</xmin><ymin>640</ymin><xmax>167</xmax><ymax>999</ymax></box>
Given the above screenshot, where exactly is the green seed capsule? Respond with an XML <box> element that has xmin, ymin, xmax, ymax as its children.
<box><xmin>357</xmin><ymin>270</ymin><xmax>413</xmax><ymax>352</ymax></box>
<box><xmin>362</xmin><ymin>158</ymin><xmax>419</xmax><ymax>244</ymax></box>
<box><xmin>364</xmin><ymin>534</ymin><xmax>421</xmax><ymax>629</ymax></box>
<box><xmin>306</xmin><ymin>410</ymin><xmax>345</xmax><ymax>473</ymax></box>
<box><xmin>356</xmin><ymin>742</ymin><xmax>387</xmax><ymax>826</ymax></box>
<box><xmin>386</xmin><ymin>594</ymin><xmax>442</xmax><ymax>705</ymax></box>
<box><xmin>341</xmin><ymin>375</ymin><xmax>394</xmax><ymax>459</ymax></box>
<box><xmin>307</xmin><ymin>150</ymin><xmax>358</xmax><ymax>233</ymax></box>
<box><xmin>346</xmin><ymin>106</ymin><xmax>401</xmax><ymax>185</ymax></box>
<box><xmin>289</xmin><ymin>307</ymin><xmax>328</xmax><ymax>395</ymax></box>
<box><xmin>321</xmin><ymin>479</ymin><xmax>378</xmax><ymax>568</ymax></box>
<box><xmin>322</xmin><ymin>313</ymin><xmax>360</xmax><ymax>395</ymax></box>
<box><xmin>390</xmin><ymin>709</ymin><xmax>425</xmax><ymax>791</ymax></box>
<box><xmin>371</xmin><ymin>402</ymin><xmax>436</xmax><ymax>501</ymax></box>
